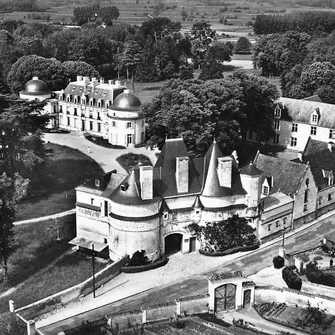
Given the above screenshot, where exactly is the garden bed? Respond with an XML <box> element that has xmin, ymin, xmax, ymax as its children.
<box><xmin>199</xmin><ymin>242</ymin><xmax>260</xmax><ymax>257</ymax></box>
<box><xmin>121</xmin><ymin>256</ymin><xmax>168</xmax><ymax>273</ymax></box>
<box><xmin>116</xmin><ymin>153</ymin><xmax>152</xmax><ymax>173</ymax></box>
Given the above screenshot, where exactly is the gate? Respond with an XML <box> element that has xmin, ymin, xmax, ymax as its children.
<box><xmin>215</xmin><ymin>283</ymin><xmax>236</xmax><ymax>312</ymax></box>
<box><xmin>243</xmin><ymin>289</ymin><xmax>251</xmax><ymax>308</ymax></box>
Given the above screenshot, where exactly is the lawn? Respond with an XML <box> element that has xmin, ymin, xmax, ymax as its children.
<box><xmin>15</xmin><ymin>143</ymin><xmax>104</xmax><ymax>221</ymax></box>
<box><xmin>0</xmin><ymin>251</ymin><xmax>108</xmax><ymax>313</ymax></box>
<box><xmin>116</xmin><ymin>153</ymin><xmax>152</xmax><ymax>173</ymax></box>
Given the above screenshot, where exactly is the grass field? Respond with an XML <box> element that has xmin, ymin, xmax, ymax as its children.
<box><xmin>15</xmin><ymin>143</ymin><xmax>104</xmax><ymax>221</ymax></box>
<box><xmin>0</xmin><ymin>251</ymin><xmax>108</xmax><ymax>313</ymax></box>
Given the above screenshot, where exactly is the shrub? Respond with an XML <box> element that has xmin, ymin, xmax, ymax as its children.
<box><xmin>304</xmin><ymin>261</ymin><xmax>335</xmax><ymax>287</ymax></box>
<box><xmin>128</xmin><ymin>250</ymin><xmax>150</xmax><ymax>267</ymax></box>
<box><xmin>273</xmin><ymin>255</ymin><xmax>285</xmax><ymax>269</ymax></box>
<box><xmin>282</xmin><ymin>266</ymin><xmax>302</xmax><ymax>291</ymax></box>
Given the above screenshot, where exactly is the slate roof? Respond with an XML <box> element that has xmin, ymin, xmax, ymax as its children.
<box><xmin>297</xmin><ymin>138</ymin><xmax>335</xmax><ymax>190</ymax></box>
<box><xmin>240</xmin><ymin>163</ymin><xmax>263</xmax><ymax>176</ymax></box>
<box><xmin>154</xmin><ymin>138</ymin><xmax>203</xmax><ymax>197</ymax></box>
<box><xmin>278</xmin><ymin>97</ymin><xmax>335</xmax><ymax>128</ymax></box>
<box><xmin>302</xmin><ymin>95</ymin><xmax>323</xmax><ymax>103</ymax></box>
<box><xmin>62</xmin><ymin>80</ymin><xmax>125</xmax><ymax>105</ymax></box>
<box><xmin>254</xmin><ymin>152</ymin><xmax>308</xmax><ymax>196</ymax></box>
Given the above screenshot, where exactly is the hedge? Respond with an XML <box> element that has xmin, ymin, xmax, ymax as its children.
<box><xmin>198</xmin><ymin>242</ymin><xmax>260</xmax><ymax>257</ymax></box>
<box><xmin>282</xmin><ymin>266</ymin><xmax>302</xmax><ymax>291</ymax></box>
<box><xmin>121</xmin><ymin>256</ymin><xmax>168</xmax><ymax>273</ymax></box>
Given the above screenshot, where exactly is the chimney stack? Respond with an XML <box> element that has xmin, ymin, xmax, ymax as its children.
<box><xmin>139</xmin><ymin>166</ymin><xmax>153</xmax><ymax>200</ymax></box>
<box><xmin>176</xmin><ymin>157</ymin><xmax>189</xmax><ymax>193</ymax></box>
<box><xmin>328</xmin><ymin>142</ymin><xmax>333</xmax><ymax>152</ymax></box>
<box><xmin>91</xmin><ymin>77</ymin><xmax>98</xmax><ymax>91</ymax></box>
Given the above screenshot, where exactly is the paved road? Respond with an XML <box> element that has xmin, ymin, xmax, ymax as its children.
<box><xmin>39</xmin><ymin>212</ymin><xmax>335</xmax><ymax>334</ymax></box>
<box><xmin>43</xmin><ymin>132</ymin><xmax>159</xmax><ymax>174</ymax></box>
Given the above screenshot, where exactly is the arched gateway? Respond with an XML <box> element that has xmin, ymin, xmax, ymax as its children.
<box><xmin>164</xmin><ymin>233</ymin><xmax>183</xmax><ymax>255</ymax></box>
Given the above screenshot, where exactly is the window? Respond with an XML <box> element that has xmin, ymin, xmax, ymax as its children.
<box><xmin>311</xmin><ymin>126</ymin><xmax>317</xmax><ymax>136</ymax></box>
<box><xmin>311</xmin><ymin>114</ymin><xmax>318</xmax><ymax>123</ymax></box>
<box><xmin>318</xmin><ymin>197</ymin><xmax>322</xmax><ymax>206</ymax></box>
<box><xmin>304</xmin><ymin>189</ymin><xmax>309</xmax><ymax>203</ymax></box>
<box><xmin>163</xmin><ymin>213</ymin><xmax>168</xmax><ymax>219</ymax></box>
<box><xmin>97</xmin><ymin>112</ymin><xmax>101</xmax><ymax>120</ymax></box>
<box><xmin>330</xmin><ymin>129</ymin><xmax>335</xmax><ymax>139</ymax></box>
<box><xmin>74</xmin><ymin>108</ymin><xmax>77</xmax><ymax>116</ymax></box>
<box><xmin>305</xmin><ymin>178</ymin><xmax>309</xmax><ymax>187</ymax></box>
<box><xmin>276</xmin><ymin>220</ymin><xmax>280</xmax><ymax>228</ymax></box>
<box><xmin>89</xmin><ymin>112</ymin><xmax>93</xmax><ymax>119</ymax></box>
<box><xmin>104</xmin><ymin>200</ymin><xmax>108</xmax><ymax>216</ymax></box>
<box><xmin>67</xmin><ymin>117</ymin><xmax>70</xmax><ymax>126</ymax></box>
<box><xmin>112</xmin><ymin>121</ymin><xmax>116</xmax><ymax>127</ymax></box>
<box><xmin>274</xmin><ymin>107</ymin><xmax>281</xmax><ymax>118</ymax></box>
<box><xmin>91</xmin><ymin>198</ymin><xmax>94</xmax><ymax>205</ymax></box>
<box><xmin>329</xmin><ymin>193</ymin><xmax>332</xmax><ymax>201</ymax></box>
<box><xmin>104</xmin><ymin>238</ymin><xmax>107</xmax><ymax>244</ymax></box>
<box><xmin>273</xmin><ymin>134</ymin><xmax>279</xmax><ymax>144</ymax></box>
<box><xmin>59</xmin><ymin>106</ymin><xmax>63</xmax><ymax>113</ymax></box>
<box><xmin>274</xmin><ymin>120</ymin><xmax>280</xmax><ymax>130</ymax></box>
<box><xmin>283</xmin><ymin>217</ymin><xmax>287</xmax><ymax>226</ymax></box>
<box><xmin>290</xmin><ymin>137</ymin><xmax>297</xmax><ymax>147</ymax></box>
<box><xmin>126</xmin><ymin>122</ymin><xmax>132</xmax><ymax>129</ymax></box>
<box><xmin>303</xmin><ymin>204</ymin><xmax>308</xmax><ymax>212</ymax></box>
<box><xmin>89</xmin><ymin>121</ymin><xmax>93</xmax><ymax>131</ymax></box>
<box><xmin>98</xmin><ymin>123</ymin><xmax>101</xmax><ymax>132</ymax></box>
<box><xmin>292</xmin><ymin>123</ymin><xmax>298</xmax><ymax>132</ymax></box>
<box><xmin>262</xmin><ymin>186</ymin><xmax>269</xmax><ymax>195</ymax></box>
<box><xmin>268</xmin><ymin>224</ymin><xmax>272</xmax><ymax>231</ymax></box>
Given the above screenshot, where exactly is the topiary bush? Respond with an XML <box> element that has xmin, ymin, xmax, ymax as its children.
<box><xmin>282</xmin><ymin>266</ymin><xmax>302</xmax><ymax>291</ymax></box>
<box><xmin>273</xmin><ymin>255</ymin><xmax>285</xmax><ymax>269</ymax></box>
<box><xmin>128</xmin><ymin>250</ymin><xmax>150</xmax><ymax>267</ymax></box>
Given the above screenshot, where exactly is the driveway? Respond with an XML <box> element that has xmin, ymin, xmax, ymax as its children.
<box><xmin>43</xmin><ymin>132</ymin><xmax>160</xmax><ymax>174</ymax></box>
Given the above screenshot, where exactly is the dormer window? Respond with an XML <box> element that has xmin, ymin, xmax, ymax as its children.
<box><xmin>262</xmin><ymin>185</ymin><xmax>269</xmax><ymax>196</ymax></box>
<box><xmin>74</xmin><ymin>95</ymin><xmax>78</xmax><ymax>104</ymax></box>
<box><xmin>66</xmin><ymin>95</ymin><xmax>71</xmax><ymax>103</ymax></box>
<box><xmin>89</xmin><ymin>98</ymin><xmax>94</xmax><ymax>107</ymax></box>
<box><xmin>81</xmin><ymin>97</ymin><xmax>86</xmax><ymax>105</ymax></box>
<box><xmin>311</xmin><ymin>109</ymin><xmax>319</xmax><ymax>124</ymax></box>
<box><xmin>274</xmin><ymin>106</ymin><xmax>281</xmax><ymax>118</ymax></box>
<box><xmin>322</xmin><ymin>169</ymin><xmax>334</xmax><ymax>186</ymax></box>
<box><xmin>106</xmin><ymin>100</ymin><xmax>110</xmax><ymax>108</ymax></box>
<box><xmin>95</xmin><ymin>179</ymin><xmax>100</xmax><ymax>187</ymax></box>
<box><xmin>120</xmin><ymin>182</ymin><xmax>129</xmax><ymax>191</ymax></box>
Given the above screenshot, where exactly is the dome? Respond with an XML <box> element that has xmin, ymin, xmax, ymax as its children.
<box><xmin>20</xmin><ymin>77</ymin><xmax>51</xmax><ymax>96</ymax></box>
<box><xmin>111</xmin><ymin>89</ymin><xmax>141</xmax><ymax>111</ymax></box>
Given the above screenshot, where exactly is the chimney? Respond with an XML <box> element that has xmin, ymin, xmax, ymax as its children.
<box><xmin>115</xmin><ymin>80</ymin><xmax>121</xmax><ymax>87</ymax></box>
<box><xmin>32</xmin><ymin>76</ymin><xmax>39</xmax><ymax>80</ymax></box>
<box><xmin>139</xmin><ymin>166</ymin><xmax>153</xmax><ymax>200</ymax></box>
<box><xmin>91</xmin><ymin>77</ymin><xmax>98</xmax><ymax>91</ymax></box>
<box><xmin>217</xmin><ymin>157</ymin><xmax>232</xmax><ymax>188</ymax></box>
<box><xmin>76</xmin><ymin>75</ymin><xmax>83</xmax><ymax>82</ymax></box>
<box><xmin>100</xmin><ymin>78</ymin><xmax>104</xmax><ymax>84</ymax></box>
<box><xmin>176</xmin><ymin>157</ymin><xmax>189</xmax><ymax>193</ymax></box>
<box><xmin>83</xmin><ymin>76</ymin><xmax>89</xmax><ymax>89</ymax></box>
<box><xmin>108</xmin><ymin>79</ymin><xmax>114</xmax><ymax>85</ymax></box>
<box><xmin>298</xmin><ymin>152</ymin><xmax>303</xmax><ymax>161</ymax></box>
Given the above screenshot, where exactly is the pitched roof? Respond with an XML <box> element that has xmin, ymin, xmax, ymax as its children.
<box><xmin>240</xmin><ymin>162</ymin><xmax>263</xmax><ymax>176</ymax></box>
<box><xmin>278</xmin><ymin>97</ymin><xmax>335</xmax><ymax>128</ymax></box>
<box><xmin>154</xmin><ymin>138</ymin><xmax>203</xmax><ymax>197</ymax></box>
<box><xmin>302</xmin><ymin>95</ymin><xmax>323</xmax><ymax>103</ymax></box>
<box><xmin>254</xmin><ymin>152</ymin><xmax>308</xmax><ymax>196</ymax></box>
<box><xmin>298</xmin><ymin>138</ymin><xmax>335</xmax><ymax>190</ymax></box>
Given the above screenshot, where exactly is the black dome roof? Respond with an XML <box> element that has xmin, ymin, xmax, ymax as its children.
<box><xmin>21</xmin><ymin>77</ymin><xmax>51</xmax><ymax>96</ymax></box>
<box><xmin>111</xmin><ymin>89</ymin><xmax>141</xmax><ymax>111</ymax></box>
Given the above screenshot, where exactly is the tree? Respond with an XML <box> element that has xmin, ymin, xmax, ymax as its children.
<box><xmin>0</xmin><ymin>173</ymin><xmax>29</xmax><ymax>279</ymax></box>
<box><xmin>62</xmin><ymin>61</ymin><xmax>100</xmax><ymax>81</ymax></box>
<box><xmin>234</xmin><ymin>36</ymin><xmax>252</xmax><ymax>54</ymax></box>
<box><xmin>0</xmin><ymin>95</ymin><xmax>49</xmax><ymax>193</ymax></box>
<box><xmin>187</xmin><ymin>214</ymin><xmax>257</xmax><ymax>252</ymax></box>
<box><xmin>190</xmin><ymin>21</ymin><xmax>216</xmax><ymax>68</ymax></box>
<box><xmin>141</xmin><ymin>75</ymin><xmax>278</xmax><ymax>155</ymax></box>
<box><xmin>140</xmin><ymin>78</ymin><xmax>244</xmax><ymax>156</ymax></box>
<box><xmin>140</xmin><ymin>17</ymin><xmax>181</xmax><ymax>42</ymax></box>
<box><xmin>114</xmin><ymin>40</ymin><xmax>143</xmax><ymax>91</ymax></box>
<box><xmin>7</xmin><ymin>55</ymin><xmax>68</xmax><ymax>92</ymax></box>
<box><xmin>199</xmin><ymin>42</ymin><xmax>232</xmax><ymax>80</ymax></box>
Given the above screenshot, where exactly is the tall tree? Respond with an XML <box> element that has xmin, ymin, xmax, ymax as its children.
<box><xmin>114</xmin><ymin>40</ymin><xmax>143</xmax><ymax>91</ymax></box>
<box><xmin>189</xmin><ymin>21</ymin><xmax>216</xmax><ymax>68</ymax></box>
<box><xmin>234</xmin><ymin>36</ymin><xmax>252</xmax><ymax>54</ymax></box>
<box><xmin>0</xmin><ymin>173</ymin><xmax>29</xmax><ymax>279</ymax></box>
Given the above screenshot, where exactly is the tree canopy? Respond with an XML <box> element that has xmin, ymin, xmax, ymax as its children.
<box><xmin>140</xmin><ymin>73</ymin><xmax>279</xmax><ymax>156</ymax></box>
<box><xmin>62</xmin><ymin>61</ymin><xmax>100</xmax><ymax>81</ymax></box>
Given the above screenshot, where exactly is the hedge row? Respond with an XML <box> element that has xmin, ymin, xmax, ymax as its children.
<box><xmin>199</xmin><ymin>242</ymin><xmax>260</xmax><ymax>257</ymax></box>
<box><xmin>121</xmin><ymin>256</ymin><xmax>168</xmax><ymax>273</ymax></box>
<box><xmin>282</xmin><ymin>266</ymin><xmax>302</xmax><ymax>291</ymax></box>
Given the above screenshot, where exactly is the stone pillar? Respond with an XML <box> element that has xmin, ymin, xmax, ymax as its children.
<box><xmin>27</xmin><ymin>320</ymin><xmax>36</xmax><ymax>335</ymax></box>
<box><xmin>235</xmin><ymin>282</ymin><xmax>243</xmax><ymax>310</ymax></box>
<box><xmin>176</xmin><ymin>300</ymin><xmax>181</xmax><ymax>316</ymax></box>
<box><xmin>142</xmin><ymin>308</ymin><xmax>147</xmax><ymax>324</ymax></box>
<box><xmin>278</xmin><ymin>246</ymin><xmax>285</xmax><ymax>258</ymax></box>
